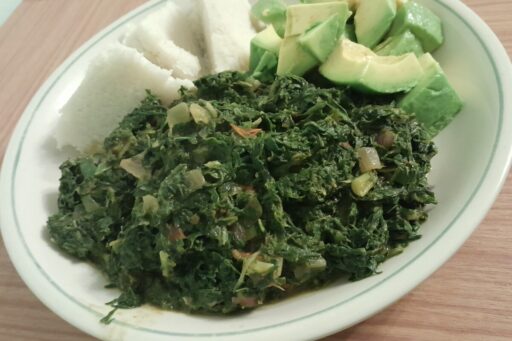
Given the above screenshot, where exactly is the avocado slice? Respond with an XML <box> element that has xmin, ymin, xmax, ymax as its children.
<box><xmin>388</xmin><ymin>1</ymin><xmax>443</xmax><ymax>52</ymax></box>
<box><xmin>375</xmin><ymin>30</ymin><xmax>423</xmax><ymax>56</ymax></box>
<box><xmin>355</xmin><ymin>0</ymin><xmax>396</xmax><ymax>48</ymax></box>
<box><xmin>298</xmin><ymin>14</ymin><xmax>345</xmax><ymax>62</ymax></box>
<box><xmin>301</xmin><ymin>0</ymin><xmax>360</xmax><ymax>10</ymax></box>
<box><xmin>319</xmin><ymin>38</ymin><xmax>423</xmax><ymax>93</ymax></box>
<box><xmin>284</xmin><ymin>2</ymin><xmax>351</xmax><ymax>37</ymax></box>
<box><xmin>277</xmin><ymin>36</ymin><xmax>318</xmax><ymax>76</ymax></box>
<box><xmin>250</xmin><ymin>25</ymin><xmax>282</xmax><ymax>71</ymax></box>
<box><xmin>251</xmin><ymin>0</ymin><xmax>287</xmax><ymax>37</ymax></box>
<box><xmin>399</xmin><ymin>53</ymin><xmax>462</xmax><ymax>136</ymax></box>
<box><xmin>252</xmin><ymin>51</ymin><xmax>279</xmax><ymax>81</ymax></box>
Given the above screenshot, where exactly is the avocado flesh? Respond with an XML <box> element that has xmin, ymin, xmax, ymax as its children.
<box><xmin>251</xmin><ymin>51</ymin><xmax>279</xmax><ymax>81</ymax></box>
<box><xmin>375</xmin><ymin>30</ymin><xmax>423</xmax><ymax>56</ymax></box>
<box><xmin>319</xmin><ymin>39</ymin><xmax>373</xmax><ymax>86</ymax></box>
<box><xmin>388</xmin><ymin>1</ymin><xmax>443</xmax><ymax>52</ymax></box>
<box><xmin>277</xmin><ymin>36</ymin><xmax>318</xmax><ymax>76</ymax></box>
<box><xmin>251</xmin><ymin>0</ymin><xmax>287</xmax><ymax>37</ymax></box>
<box><xmin>298</xmin><ymin>14</ymin><xmax>344</xmax><ymax>62</ymax></box>
<box><xmin>285</xmin><ymin>2</ymin><xmax>351</xmax><ymax>37</ymax></box>
<box><xmin>301</xmin><ymin>0</ymin><xmax>360</xmax><ymax>11</ymax></box>
<box><xmin>399</xmin><ymin>53</ymin><xmax>462</xmax><ymax>136</ymax></box>
<box><xmin>355</xmin><ymin>0</ymin><xmax>397</xmax><ymax>48</ymax></box>
<box><xmin>319</xmin><ymin>38</ymin><xmax>423</xmax><ymax>93</ymax></box>
<box><xmin>250</xmin><ymin>25</ymin><xmax>282</xmax><ymax>71</ymax></box>
<box><xmin>360</xmin><ymin>53</ymin><xmax>423</xmax><ymax>93</ymax></box>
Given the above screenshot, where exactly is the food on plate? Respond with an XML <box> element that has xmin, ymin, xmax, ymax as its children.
<box><xmin>57</xmin><ymin>0</ymin><xmax>257</xmax><ymax>151</ymax></box>
<box><xmin>298</xmin><ymin>13</ymin><xmax>344</xmax><ymax>63</ymax></box>
<box><xmin>319</xmin><ymin>38</ymin><xmax>423</xmax><ymax>93</ymax></box>
<box><xmin>249</xmin><ymin>25</ymin><xmax>282</xmax><ymax>79</ymax></box>
<box><xmin>276</xmin><ymin>35</ymin><xmax>319</xmax><ymax>76</ymax></box>
<box><xmin>55</xmin><ymin>44</ymin><xmax>194</xmax><ymax>151</ymax></box>
<box><xmin>276</xmin><ymin>2</ymin><xmax>352</xmax><ymax>76</ymax></box>
<box><xmin>48</xmin><ymin>73</ymin><xmax>436</xmax><ymax>315</ymax></box>
<box><xmin>48</xmin><ymin>0</ymin><xmax>464</xmax><ymax>318</ymax></box>
<box><xmin>374</xmin><ymin>30</ymin><xmax>424</xmax><ymax>56</ymax></box>
<box><xmin>251</xmin><ymin>0</ymin><xmax>288</xmax><ymax>38</ymax></box>
<box><xmin>122</xmin><ymin>1</ymin><xmax>203</xmax><ymax>79</ymax></box>
<box><xmin>198</xmin><ymin>0</ymin><xmax>256</xmax><ymax>73</ymax></box>
<box><xmin>388</xmin><ymin>0</ymin><xmax>444</xmax><ymax>52</ymax></box>
<box><xmin>355</xmin><ymin>0</ymin><xmax>397</xmax><ymax>49</ymax></box>
<box><xmin>251</xmin><ymin>0</ymin><xmax>461</xmax><ymax>134</ymax></box>
<box><xmin>399</xmin><ymin>53</ymin><xmax>463</xmax><ymax>136</ymax></box>
<box><xmin>284</xmin><ymin>1</ymin><xmax>351</xmax><ymax>37</ymax></box>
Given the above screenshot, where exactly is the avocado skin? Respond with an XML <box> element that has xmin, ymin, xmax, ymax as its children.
<box><xmin>375</xmin><ymin>30</ymin><xmax>423</xmax><ymax>56</ymax></box>
<box><xmin>400</xmin><ymin>54</ymin><xmax>462</xmax><ymax>136</ymax></box>
<box><xmin>388</xmin><ymin>1</ymin><xmax>443</xmax><ymax>52</ymax></box>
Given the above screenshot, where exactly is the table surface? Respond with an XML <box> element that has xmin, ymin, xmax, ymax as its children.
<box><xmin>0</xmin><ymin>1</ymin><xmax>511</xmax><ymax>340</ymax></box>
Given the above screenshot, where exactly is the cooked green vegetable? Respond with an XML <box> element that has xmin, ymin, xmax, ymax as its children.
<box><xmin>47</xmin><ymin>72</ymin><xmax>436</xmax><ymax>317</ymax></box>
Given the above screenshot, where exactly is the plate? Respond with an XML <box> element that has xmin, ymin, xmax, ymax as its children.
<box><xmin>1</xmin><ymin>0</ymin><xmax>512</xmax><ymax>340</ymax></box>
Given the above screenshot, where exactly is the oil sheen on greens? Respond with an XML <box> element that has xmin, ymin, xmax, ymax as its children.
<box><xmin>47</xmin><ymin>72</ymin><xmax>436</xmax><ymax>317</ymax></box>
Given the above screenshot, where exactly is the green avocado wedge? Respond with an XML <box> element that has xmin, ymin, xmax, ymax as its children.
<box><xmin>300</xmin><ymin>0</ymin><xmax>360</xmax><ymax>11</ymax></box>
<box><xmin>285</xmin><ymin>1</ymin><xmax>351</xmax><ymax>37</ymax></box>
<box><xmin>277</xmin><ymin>36</ymin><xmax>318</xmax><ymax>76</ymax></box>
<box><xmin>251</xmin><ymin>0</ymin><xmax>288</xmax><ymax>37</ymax></box>
<box><xmin>319</xmin><ymin>38</ymin><xmax>423</xmax><ymax>93</ymax></box>
<box><xmin>399</xmin><ymin>53</ymin><xmax>463</xmax><ymax>136</ymax></box>
<box><xmin>298</xmin><ymin>14</ymin><xmax>345</xmax><ymax>62</ymax></box>
<box><xmin>355</xmin><ymin>0</ymin><xmax>397</xmax><ymax>49</ymax></box>
<box><xmin>252</xmin><ymin>51</ymin><xmax>279</xmax><ymax>81</ymax></box>
<box><xmin>388</xmin><ymin>1</ymin><xmax>443</xmax><ymax>52</ymax></box>
<box><xmin>250</xmin><ymin>25</ymin><xmax>283</xmax><ymax>72</ymax></box>
<box><xmin>375</xmin><ymin>30</ymin><xmax>424</xmax><ymax>56</ymax></box>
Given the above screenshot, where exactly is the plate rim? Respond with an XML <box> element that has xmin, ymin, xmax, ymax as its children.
<box><xmin>1</xmin><ymin>0</ymin><xmax>512</xmax><ymax>339</ymax></box>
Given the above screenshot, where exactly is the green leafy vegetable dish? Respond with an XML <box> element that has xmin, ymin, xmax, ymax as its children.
<box><xmin>48</xmin><ymin>72</ymin><xmax>436</xmax><ymax>316</ymax></box>
<box><xmin>47</xmin><ymin>0</ymin><xmax>463</xmax><ymax>319</ymax></box>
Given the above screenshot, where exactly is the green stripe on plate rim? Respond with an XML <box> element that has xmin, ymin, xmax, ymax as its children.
<box><xmin>9</xmin><ymin>0</ymin><xmax>504</xmax><ymax>337</ymax></box>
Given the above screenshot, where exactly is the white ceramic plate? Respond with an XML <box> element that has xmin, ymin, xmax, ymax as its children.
<box><xmin>1</xmin><ymin>0</ymin><xmax>511</xmax><ymax>340</ymax></box>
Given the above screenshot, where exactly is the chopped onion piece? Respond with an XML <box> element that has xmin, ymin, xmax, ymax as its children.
<box><xmin>159</xmin><ymin>251</ymin><xmax>175</xmax><ymax>278</ymax></box>
<box><xmin>167</xmin><ymin>102</ymin><xmax>191</xmax><ymax>129</ymax></box>
<box><xmin>189</xmin><ymin>103</ymin><xmax>211</xmax><ymax>124</ymax></box>
<box><xmin>376</xmin><ymin>128</ymin><xmax>395</xmax><ymax>148</ymax></box>
<box><xmin>247</xmin><ymin>260</ymin><xmax>275</xmax><ymax>276</ymax></box>
<box><xmin>351</xmin><ymin>172</ymin><xmax>378</xmax><ymax>197</ymax></box>
<box><xmin>305</xmin><ymin>257</ymin><xmax>327</xmax><ymax>271</ymax></box>
<box><xmin>142</xmin><ymin>195</ymin><xmax>159</xmax><ymax>215</ymax></box>
<box><xmin>200</xmin><ymin>100</ymin><xmax>218</xmax><ymax>118</ymax></box>
<box><xmin>357</xmin><ymin>147</ymin><xmax>383</xmax><ymax>173</ymax></box>
<box><xmin>185</xmin><ymin>169</ymin><xmax>206</xmax><ymax>191</ymax></box>
<box><xmin>120</xmin><ymin>156</ymin><xmax>150</xmax><ymax>180</ymax></box>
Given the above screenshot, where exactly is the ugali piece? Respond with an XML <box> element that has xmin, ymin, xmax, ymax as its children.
<box><xmin>55</xmin><ymin>43</ymin><xmax>194</xmax><ymax>151</ymax></box>
<box><xmin>122</xmin><ymin>1</ymin><xmax>203</xmax><ymax>79</ymax></box>
<box><xmin>199</xmin><ymin>0</ymin><xmax>256</xmax><ymax>73</ymax></box>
